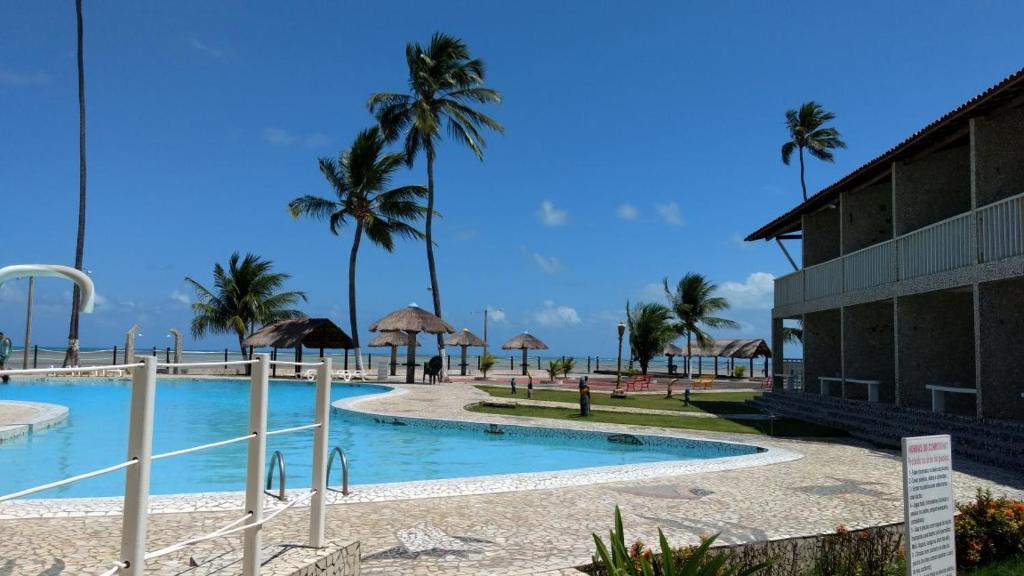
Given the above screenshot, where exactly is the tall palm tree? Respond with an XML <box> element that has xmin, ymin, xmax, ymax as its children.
<box><xmin>185</xmin><ymin>253</ymin><xmax>307</xmax><ymax>358</ymax></box>
<box><xmin>781</xmin><ymin>101</ymin><xmax>846</xmax><ymax>201</ymax></box>
<box><xmin>368</xmin><ymin>32</ymin><xmax>503</xmax><ymax>369</ymax></box>
<box><xmin>663</xmin><ymin>273</ymin><xmax>738</xmax><ymax>378</ymax></box>
<box><xmin>289</xmin><ymin>127</ymin><xmax>427</xmax><ymax>371</ymax></box>
<box><xmin>625</xmin><ymin>301</ymin><xmax>676</xmax><ymax>375</ymax></box>
<box><xmin>63</xmin><ymin>0</ymin><xmax>87</xmax><ymax>367</ymax></box>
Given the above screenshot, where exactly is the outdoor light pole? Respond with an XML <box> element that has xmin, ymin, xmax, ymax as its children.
<box><xmin>613</xmin><ymin>322</ymin><xmax>626</xmax><ymax>397</ymax></box>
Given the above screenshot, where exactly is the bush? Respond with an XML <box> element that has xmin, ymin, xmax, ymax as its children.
<box><xmin>561</xmin><ymin>357</ymin><xmax>576</xmax><ymax>377</ymax></box>
<box><xmin>478</xmin><ymin>352</ymin><xmax>497</xmax><ymax>378</ymax></box>
<box><xmin>956</xmin><ymin>489</ymin><xmax>1024</xmax><ymax>567</ymax></box>
<box><xmin>733</xmin><ymin>365</ymin><xmax>747</xmax><ymax>378</ymax></box>
<box><xmin>547</xmin><ymin>358</ymin><xmax>564</xmax><ymax>382</ymax></box>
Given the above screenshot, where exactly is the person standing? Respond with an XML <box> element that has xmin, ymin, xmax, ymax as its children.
<box><xmin>0</xmin><ymin>331</ymin><xmax>12</xmax><ymax>383</ymax></box>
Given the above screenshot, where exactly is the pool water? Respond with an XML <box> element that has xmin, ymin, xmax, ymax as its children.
<box><xmin>0</xmin><ymin>379</ymin><xmax>756</xmax><ymax>498</ymax></box>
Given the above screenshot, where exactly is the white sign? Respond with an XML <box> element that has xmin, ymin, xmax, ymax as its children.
<box><xmin>901</xmin><ymin>435</ymin><xmax>956</xmax><ymax>576</ymax></box>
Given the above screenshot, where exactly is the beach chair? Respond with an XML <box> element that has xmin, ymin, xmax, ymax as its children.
<box><xmin>303</xmin><ymin>369</ymin><xmax>317</xmax><ymax>381</ymax></box>
<box><xmin>333</xmin><ymin>369</ymin><xmax>353</xmax><ymax>382</ymax></box>
<box><xmin>350</xmin><ymin>369</ymin><xmax>367</xmax><ymax>382</ymax></box>
<box><xmin>691</xmin><ymin>374</ymin><xmax>715</xmax><ymax>390</ymax></box>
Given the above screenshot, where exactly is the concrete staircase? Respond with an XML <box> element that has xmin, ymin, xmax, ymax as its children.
<box><xmin>750</xmin><ymin>391</ymin><xmax>1024</xmax><ymax>470</ymax></box>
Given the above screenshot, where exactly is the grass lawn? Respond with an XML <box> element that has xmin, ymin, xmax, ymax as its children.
<box><xmin>475</xmin><ymin>385</ymin><xmax>760</xmax><ymax>415</ymax></box>
<box><xmin>962</xmin><ymin>558</ymin><xmax>1024</xmax><ymax>575</ymax></box>
<box><xmin>466</xmin><ymin>402</ymin><xmax>846</xmax><ymax>437</ymax></box>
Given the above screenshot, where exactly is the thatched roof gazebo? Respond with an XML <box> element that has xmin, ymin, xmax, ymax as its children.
<box><xmin>368</xmin><ymin>332</ymin><xmax>420</xmax><ymax>377</ymax></box>
<box><xmin>369</xmin><ymin>304</ymin><xmax>454</xmax><ymax>383</ymax></box>
<box><xmin>663</xmin><ymin>342</ymin><xmax>684</xmax><ymax>374</ymax></box>
<box><xmin>684</xmin><ymin>338</ymin><xmax>772</xmax><ymax>378</ymax></box>
<box><xmin>445</xmin><ymin>328</ymin><xmax>486</xmax><ymax>376</ymax></box>
<box><xmin>501</xmin><ymin>332</ymin><xmax>548</xmax><ymax>376</ymax></box>
<box><xmin>243</xmin><ymin>317</ymin><xmax>354</xmax><ymax>375</ymax></box>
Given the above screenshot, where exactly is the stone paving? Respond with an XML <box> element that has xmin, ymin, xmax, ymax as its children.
<box><xmin>0</xmin><ymin>400</ymin><xmax>69</xmax><ymax>443</ymax></box>
<box><xmin>0</xmin><ymin>383</ymin><xmax>1022</xmax><ymax>575</ymax></box>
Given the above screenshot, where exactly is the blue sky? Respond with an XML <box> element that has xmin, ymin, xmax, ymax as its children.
<box><xmin>1</xmin><ymin>1</ymin><xmax>1022</xmax><ymax>356</ymax></box>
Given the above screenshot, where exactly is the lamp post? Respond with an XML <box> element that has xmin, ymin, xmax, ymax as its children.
<box><xmin>613</xmin><ymin>322</ymin><xmax>626</xmax><ymax>397</ymax></box>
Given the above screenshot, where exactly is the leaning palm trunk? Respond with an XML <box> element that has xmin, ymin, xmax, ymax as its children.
<box><xmin>64</xmin><ymin>0</ymin><xmax>87</xmax><ymax>368</ymax></box>
<box><xmin>425</xmin><ymin>146</ymin><xmax>448</xmax><ymax>380</ymax></box>
<box><xmin>686</xmin><ymin>331</ymin><xmax>693</xmax><ymax>379</ymax></box>
<box><xmin>348</xmin><ymin>223</ymin><xmax>365</xmax><ymax>372</ymax></box>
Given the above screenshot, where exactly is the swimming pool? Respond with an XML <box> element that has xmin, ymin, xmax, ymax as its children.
<box><xmin>0</xmin><ymin>379</ymin><xmax>759</xmax><ymax>499</ymax></box>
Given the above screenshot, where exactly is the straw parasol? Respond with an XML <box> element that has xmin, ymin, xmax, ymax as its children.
<box><xmin>369</xmin><ymin>304</ymin><xmax>455</xmax><ymax>383</ymax></box>
<box><xmin>664</xmin><ymin>342</ymin><xmax>683</xmax><ymax>374</ymax></box>
<box><xmin>501</xmin><ymin>332</ymin><xmax>548</xmax><ymax>376</ymax></box>
<box><xmin>368</xmin><ymin>332</ymin><xmax>420</xmax><ymax>377</ymax></box>
<box><xmin>243</xmin><ymin>317</ymin><xmax>354</xmax><ymax>374</ymax></box>
<box><xmin>445</xmin><ymin>328</ymin><xmax>486</xmax><ymax>376</ymax></box>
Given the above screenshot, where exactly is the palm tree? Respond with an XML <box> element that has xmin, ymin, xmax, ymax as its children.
<box><xmin>185</xmin><ymin>253</ymin><xmax>307</xmax><ymax>358</ymax></box>
<box><xmin>63</xmin><ymin>0</ymin><xmax>87</xmax><ymax>367</ymax></box>
<box><xmin>625</xmin><ymin>301</ymin><xmax>676</xmax><ymax>375</ymax></box>
<box><xmin>368</xmin><ymin>32</ymin><xmax>504</xmax><ymax>368</ymax></box>
<box><xmin>289</xmin><ymin>127</ymin><xmax>427</xmax><ymax>371</ymax></box>
<box><xmin>663</xmin><ymin>273</ymin><xmax>739</xmax><ymax>378</ymax></box>
<box><xmin>781</xmin><ymin>101</ymin><xmax>846</xmax><ymax>201</ymax></box>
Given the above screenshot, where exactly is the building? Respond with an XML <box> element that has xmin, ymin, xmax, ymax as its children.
<box><xmin>746</xmin><ymin>69</ymin><xmax>1024</xmax><ymax>464</ymax></box>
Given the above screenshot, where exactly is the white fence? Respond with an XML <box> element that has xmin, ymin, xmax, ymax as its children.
<box><xmin>844</xmin><ymin>239</ymin><xmax>895</xmax><ymax>291</ymax></box>
<box><xmin>0</xmin><ymin>355</ymin><xmax>339</xmax><ymax>576</ymax></box>
<box><xmin>978</xmin><ymin>191</ymin><xmax>1024</xmax><ymax>263</ymax></box>
<box><xmin>804</xmin><ymin>257</ymin><xmax>843</xmax><ymax>300</ymax></box>
<box><xmin>896</xmin><ymin>211</ymin><xmax>972</xmax><ymax>280</ymax></box>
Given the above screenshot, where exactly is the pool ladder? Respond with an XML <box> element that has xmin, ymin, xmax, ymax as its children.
<box><xmin>264</xmin><ymin>446</ymin><xmax>349</xmax><ymax>501</ymax></box>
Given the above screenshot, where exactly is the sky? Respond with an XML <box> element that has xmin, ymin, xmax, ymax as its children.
<box><xmin>1</xmin><ymin>1</ymin><xmax>1022</xmax><ymax>356</ymax></box>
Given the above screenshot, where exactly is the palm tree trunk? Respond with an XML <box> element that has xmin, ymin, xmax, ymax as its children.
<box><xmin>686</xmin><ymin>331</ymin><xmax>692</xmax><ymax>379</ymax></box>
<box><xmin>64</xmin><ymin>0</ymin><xmax>87</xmax><ymax>368</ymax></box>
<box><xmin>424</xmin><ymin>145</ymin><xmax>448</xmax><ymax>378</ymax></box>
<box><xmin>348</xmin><ymin>222</ymin><xmax>365</xmax><ymax>372</ymax></box>
<box><xmin>799</xmin><ymin>145</ymin><xmax>807</xmax><ymax>201</ymax></box>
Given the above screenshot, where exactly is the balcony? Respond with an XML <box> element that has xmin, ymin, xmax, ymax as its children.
<box><xmin>774</xmin><ymin>192</ymin><xmax>1024</xmax><ymax>307</ymax></box>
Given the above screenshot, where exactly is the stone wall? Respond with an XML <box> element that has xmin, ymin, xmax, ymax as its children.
<box><xmin>803</xmin><ymin>206</ymin><xmax>841</xmax><ymax>267</ymax></box>
<box><xmin>978</xmin><ymin>278</ymin><xmax>1024</xmax><ymax>420</ymax></box>
<box><xmin>896</xmin><ymin>289</ymin><xmax>975</xmax><ymax>412</ymax></box>
<box><xmin>974</xmin><ymin>106</ymin><xmax>1024</xmax><ymax>207</ymax></box>
<box><xmin>842</xmin><ymin>181</ymin><xmax>893</xmax><ymax>254</ymax></box>
<box><xmin>803</xmin><ymin>309</ymin><xmax>841</xmax><ymax>395</ymax></box>
<box><xmin>843</xmin><ymin>301</ymin><xmax>896</xmax><ymax>402</ymax></box>
<box><xmin>894</xmin><ymin>144</ymin><xmax>970</xmax><ymax>235</ymax></box>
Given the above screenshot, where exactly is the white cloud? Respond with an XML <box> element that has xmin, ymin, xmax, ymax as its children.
<box><xmin>637</xmin><ymin>282</ymin><xmax>666</xmax><ymax>302</ymax></box>
<box><xmin>656</xmin><ymin>202</ymin><xmax>684</xmax><ymax>226</ymax></box>
<box><xmin>532</xmin><ymin>253</ymin><xmax>562</xmax><ymax>274</ymax></box>
<box><xmin>169</xmin><ymin>290</ymin><xmax>191</xmax><ymax>306</ymax></box>
<box><xmin>532</xmin><ymin>301</ymin><xmax>581</xmax><ymax>327</ymax></box>
<box><xmin>717</xmin><ymin>272</ymin><xmax>775</xmax><ymax>310</ymax></box>
<box><xmin>617</xmin><ymin>204</ymin><xmax>638</xmax><ymax>221</ymax></box>
<box><xmin>536</xmin><ymin>200</ymin><xmax>567</xmax><ymax>227</ymax></box>
<box><xmin>0</xmin><ymin>68</ymin><xmax>51</xmax><ymax>87</ymax></box>
<box><xmin>456</xmin><ymin>227</ymin><xmax>477</xmax><ymax>241</ymax></box>
<box><xmin>187</xmin><ymin>37</ymin><xmax>228</xmax><ymax>61</ymax></box>
<box><xmin>263</xmin><ymin>127</ymin><xmax>296</xmax><ymax>145</ymax></box>
<box><xmin>303</xmin><ymin>133</ymin><xmax>332</xmax><ymax>148</ymax></box>
<box><xmin>486</xmin><ymin>306</ymin><xmax>506</xmax><ymax>323</ymax></box>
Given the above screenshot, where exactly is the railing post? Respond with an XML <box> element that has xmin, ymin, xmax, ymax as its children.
<box><xmin>243</xmin><ymin>354</ymin><xmax>269</xmax><ymax>576</ymax></box>
<box><xmin>310</xmin><ymin>356</ymin><xmax>332</xmax><ymax>548</ymax></box>
<box><xmin>119</xmin><ymin>356</ymin><xmax>157</xmax><ymax>575</ymax></box>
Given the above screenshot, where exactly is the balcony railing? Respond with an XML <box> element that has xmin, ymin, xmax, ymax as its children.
<box><xmin>844</xmin><ymin>240</ymin><xmax>895</xmax><ymax>291</ymax></box>
<box><xmin>978</xmin><ymin>191</ymin><xmax>1024</xmax><ymax>262</ymax></box>
<box><xmin>897</xmin><ymin>212</ymin><xmax>972</xmax><ymax>279</ymax></box>
<box><xmin>775</xmin><ymin>193</ymin><xmax>1024</xmax><ymax>307</ymax></box>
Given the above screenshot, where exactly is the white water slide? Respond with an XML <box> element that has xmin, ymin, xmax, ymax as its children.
<box><xmin>0</xmin><ymin>264</ymin><xmax>96</xmax><ymax>313</ymax></box>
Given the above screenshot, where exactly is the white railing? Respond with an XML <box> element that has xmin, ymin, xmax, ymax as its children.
<box><xmin>774</xmin><ymin>270</ymin><xmax>804</xmax><ymax>307</ymax></box>
<box><xmin>0</xmin><ymin>354</ymin><xmax>336</xmax><ymax>576</ymax></box>
<box><xmin>978</xmin><ymin>191</ymin><xmax>1024</xmax><ymax>263</ymax></box>
<box><xmin>897</xmin><ymin>211</ymin><xmax>972</xmax><ymax>279</ymax></box>
<box><xmin>844</xmin><ymin>239</ymin><xmax>895</xmax><ymax>291</ymax></box>
<box><xmin>804</xmin><ymin>257</ymin><xmax>843</xmax><ymax>300</ymax></box>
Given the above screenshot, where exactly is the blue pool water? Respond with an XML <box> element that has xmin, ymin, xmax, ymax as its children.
<box><xmin>0</xmin><ymin>379</ymin><xmax>757</xmax><ymax>498</ymax></box>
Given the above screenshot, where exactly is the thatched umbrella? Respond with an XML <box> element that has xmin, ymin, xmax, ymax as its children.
<box><xmin>243</xmin><ymin>317</ymin><xmax>354</xmax><ymax>375</ymax></box>
<box><xmin>445</xmin><ymin>328</ymin><xmax>486</xmax><ymax>376</ymax></box>
<box><xmin>501</xmin><ymin>332</ymin><xmax>548</xmax><ymax>376</ymax></box>
<box><xmin>664</xmin><ymin>342</ymin><xmax>683</xmax><ymax>374</ymax></box>
<box><xmin>368</xmin><ymin>332</ymin><xmax>420</xmax><ymax>377</ymax></box>
<box><xmin>369</xmin><ymin>304</ymin><xmax>454</xmax><ymax>383</ymax></box>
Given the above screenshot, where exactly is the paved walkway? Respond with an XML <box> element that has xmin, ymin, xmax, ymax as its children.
<box><xmin>0</xmin><ymin>400</ymin><xmax>69</xmax><ymax>442</ymax></box>
<box><xmin>1</xmin><ymin>384</ymin><xmax>1021</xmax><ymax>575</ymax></box>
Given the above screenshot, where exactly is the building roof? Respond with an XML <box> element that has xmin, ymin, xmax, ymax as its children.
<box><xmin>687</xmin><ymin>338</ymin><xmax>772</xmax><ymax>359</ymax></box>
<box><xmin>746</xmin><ymin>67</ymin><xmax>1024</xmax><ymax>242</ymax></box>
<box><xmin>242</xmin><ymin>317</ymin><xmax>354</xmax><ymax>350</ymax></box>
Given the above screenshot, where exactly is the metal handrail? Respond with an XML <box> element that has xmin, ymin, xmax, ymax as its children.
<box><xmin>326</xmin><ymin>446</ymin><xmax>350</xmax><ymax>496</ymax></box>
<box><xmin>265</xmin><ymin>450</ymin><xmax>286</xmax><ymax>501</ymax></box>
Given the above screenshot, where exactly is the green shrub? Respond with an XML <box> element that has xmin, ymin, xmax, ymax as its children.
<box><xmin>956</xmin><ymin>489</ymin><xmax>1024</xmax><ymax>567</ymax></box>
<box><xmin>546</xmin><ymin>358</ymin><xmax>564</xmax><ymax>382</ymax></box>
<box><xmin>561</xmin><ymin>357</ymin><xmax>576</xmax><ymax>377</ymax></box>
<box><xmin>478</xmin><ymin>352</ymin><xmax>497</xmax><ymax>378</ymax></box>
<box><xmin>733</xmin><ymin>365</ymin><xmax>747</xmax><ymax>378</ymax></box>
